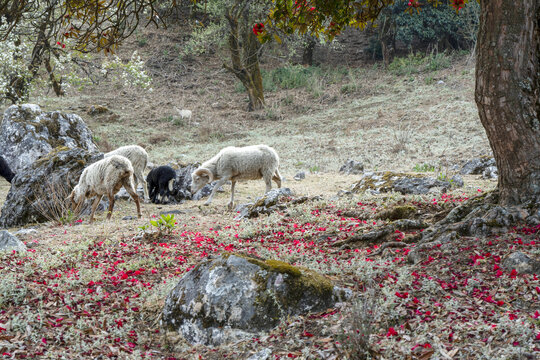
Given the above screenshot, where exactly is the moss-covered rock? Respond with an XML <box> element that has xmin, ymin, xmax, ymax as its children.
<box><xmin>162</xmin><ymin>253</ymin><xmax>349</xmax><ymax>346</ymax></box>
<box><xmin>352</xmin><ymin>171</ymin><xmax>462</xmax><ymax>195</ymax></box>
<box><xmin>375</xmin><ymin>205</ymin><xmax>417</xmax><ymax>221</ymax></box>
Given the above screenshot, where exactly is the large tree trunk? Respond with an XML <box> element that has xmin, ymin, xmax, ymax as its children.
<box><xmin>475</xmin><ymin>0</ymin><xmax>540</xmax><ymax>205</ymax></box>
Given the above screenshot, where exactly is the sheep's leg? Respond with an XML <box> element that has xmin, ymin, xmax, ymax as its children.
<box><xmin>273</xmin><ymin>169</ymin><xmax>282</xmax><ymax>188</ymax></box>
<box><xmin>141</xmin><ymin>175</ymin><xmax>149</xmax><ymax>201</ymax></box>
<box><xmin>123</xmin><ymin>178</ymin><xmax>142</xmax><ymax>218</ymax></box>
<box><xmin>89</xmin><ymin>195</ymin><xmax>103</xmax><ymax>224</ymax></box>
<box><xmin>264</xmin><ymin>174</ymin><xmax>272</xmax><ymax>193</ymax></box>
<box><xmin>158</xmin><ymin>182</ymin><xmax>167</xmax><ymax>204</ymax></box>
<box><xmin>204</xmin><ymin>178</ymin><xmax>227</xmax><ymax>206</ymax></box>
<box><xmin>228</xmin><ymin>181</ymin><xmax>236</xmax><ymax>210</ymax></box>
<box><xmin>106</xmin><ymin>194</ymin><xmax>115</xmax><ymax>220</ymax></box>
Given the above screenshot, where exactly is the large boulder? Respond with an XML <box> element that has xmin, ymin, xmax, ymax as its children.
<box><xmin>352</xmin><ymin>171</ymin><xmax>462</xmax><ymax>195</ymax></box>
<box><xmin>162</xmin><ymin>254</ymin><xmax>349</xmax><ymax>346</ymax></box>
<box><xmin>0</xmin><ymin>104</ymin><xmax>98</xmax><ymax>173</ymax></box>
<box><xmin>0</xmin><ymin>147</ymin><xmax>103</xmax><ymax>228</ymax></box>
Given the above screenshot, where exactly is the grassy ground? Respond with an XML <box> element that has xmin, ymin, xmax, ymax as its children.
<box><xmin>1</xmin><ymin>27</ymin><xmax>538</xmax><ymax>360</ymax></box>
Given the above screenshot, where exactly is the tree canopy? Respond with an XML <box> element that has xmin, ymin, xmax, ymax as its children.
<box><xmin>263</xmin><ymin>0</ymin><xmax>471</xmax><ymax>41</ymax></box>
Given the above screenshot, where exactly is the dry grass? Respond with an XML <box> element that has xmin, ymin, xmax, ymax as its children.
<box><xmin>0</xmin><ymin>26</ymin><xmax>522</xmax><ymax>360</ymax></box>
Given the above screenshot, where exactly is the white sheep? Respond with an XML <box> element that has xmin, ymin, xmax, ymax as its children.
<box><xmin>175</xmin><ymin>108</ymin><xmax>192</xmax><ymax>122</ymax></box>
<box><xmin>69</xmin><ymin>155</ymin><xmax>142</xmax><ymax>223</ymax></box>
<box><xmin>104</xmin><ymin>145</ymin><xmax>149</xmax><ymax>200</ymax></box>
<box><xmin>191</xmin><ymin>144</ymin><xmax>282</xmax><ymax>209</ymax></box>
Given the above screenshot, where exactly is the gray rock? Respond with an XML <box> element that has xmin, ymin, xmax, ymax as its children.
<box><xmin>0</xmin><ymin>230</ymin><xmax>26</xmax><ymax>251</ymax></box>
<box><xmin>247</xmin><ymin>348</ymin><xmax>272</xmax><ymax>360</ymax></box>
<box><xmin>352</xmin><ymin>172</ymin><xmax>461</xmax><ymax>195</ymax></box>
<box><xmin>0</xmin><ymin>104</ymin><xmax>98</xmax><ymax>174</ymax></box>
<box><xmin>501</xmin><ymin>252</ymin><xmax>540</xmax><ymax>274</ymax></box>
<box><xmin>482</xmin><ymin>166</ymin><xmax>498</xmax><ymax>180</ymax></box>
<box><xmin>294</xmin><ymin>171</ymin><xmax>305</xmax><ymax>181</ymax></box>
<box><xmin>122</xmin><ymin>216</ymin><xmax>136</xmax><ymax>221</ymax></box>
<box><xmin>450</xmin><ymin>175</ymin><xmax>464</xmax><ymax>187</ymax></box>
<box><xmin>460</xmin><ymin>157</ymin><xmax>496</xmax><ymax>175</ymax></box>
<box><xmin>162</xmin><ymin>254</ymin><xmax>343</xmax><ymax>346</ymax></box>
<box><xmin>0</xmin><ymin>147</ymin><xmax>103</xmax><ymax>228</ymax></box>
<box><xmin>172</xmin><ymin>163</ymin><xmax>214</xmax><ymax>202</ymax></box>
<box><xmin>159</xmin><ymin>210</ymin><xmax>185</xmax><ymax>216</ymax></box>
<box><xmin>234</xmin><ymin>188</ymin><xmax>293</xmax><ymax>220</ymax></box>
<box><xmin>14</xmin><ymin>228</ymin><xmax>38</xmax><ymax>236</ymax></box>
<box><xmin>114</xmin><ymin>186</ymin><xmax>146</xmax><ymax>200</ymax></box>
<box><xmin>339</xmin><ymin>159</ymin><xmax>364</xmax><ymax>175</ymax></box>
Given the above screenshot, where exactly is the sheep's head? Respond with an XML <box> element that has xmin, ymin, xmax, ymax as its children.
<box><xmin>68</xmin><ymin>185</ymin><xmax>84</xmax><ymax>210</ymax></box>
<box><xmin>191</xmin><ymin>168</ymin><xmax>213</xmax><ymax>194</ymax></box>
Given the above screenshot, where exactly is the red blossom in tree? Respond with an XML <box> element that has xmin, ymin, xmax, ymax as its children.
<box><xmin>450</xmin><ymin>0</ymin><xmax>466</xmax><ymax>12</ymax></box>
<box><xmin>252</xmin><ymin>23</ymin><xmax>264</xmax><ymax>35</ymax></box>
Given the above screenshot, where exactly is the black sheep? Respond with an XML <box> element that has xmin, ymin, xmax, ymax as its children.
<box><xmin>0</xmin><ymin>156</ymin><xmax>15</xmax><ymax>183</ymax></box>
<box><xmin>146</xmin><ymin>166</ymin><xmax>176</xmax><ymax>204</ymax></box>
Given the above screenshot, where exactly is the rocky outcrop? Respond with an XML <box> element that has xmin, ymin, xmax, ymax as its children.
<box><xmin>352</xmin><ymin>171</ymin><xmax>462</xmax><ymax>195</ymax></box>
<box><xmin>0</xmin><ymin>147</ymin><xmax>103</xmax><ymax>228</ymax></box>
<box><xmin>162</xmin><ymin>254</ymin><xmax>349</xmax><ymax>346</ymax></box>
<box><xmin>0</xmin><ymin>104</ymin><xmax>98</xmax><ymax>173</ymax></box>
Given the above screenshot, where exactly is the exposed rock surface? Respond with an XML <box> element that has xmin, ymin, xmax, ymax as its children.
<box><xmin>501</xmin><ymin>252</ymin><xmax>540</xmax><ymax>274</ymax></box>
<box><xmin>339</xmin><ymin>159</ymin><xmax>364</xmax><ymax>175</ymax></box>
<box><xmin>0</xmin><ymin>104</ymin><xmax>98</xmax><ymax>173</ymax></box>
<box><xmin>234</xmin><ymin>188</ymin><xmax>293</xmax><ymax>219</ymax></box>
<box><xmin>0</xmin><ymin>147</ymin><xmax>103</xmax><ymax>228</ymax></box>
<box><xmin>460</xmin><ymin>157</ymin><xmax>496</xmax><ymax>176</ymax></box>
<box><xmin>352</xmin><ymin>171</ymin><xmax>462</xmax><ymax>195</ymax></box>
<box><xmin>0</xmin><ymin>230</ymin><xmax>26</xmax><ymax>251</ymax></box>
<box><xmin>293</xmin><ymin>171</ymin><xmax>305</xmax><ymax>181</ymax></box>
<box><xmin>162</xmin><ymin>254</ymin><xmax>348</xmax><ymax>346</ymax></box>
<box><xmin>172</xmin><ymin>163</ymin><xmax>214</xmax><ymax>202</ymax></box>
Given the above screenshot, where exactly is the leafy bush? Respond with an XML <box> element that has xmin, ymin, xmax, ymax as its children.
<box><xmin>394</xmin><ymin>1</ymin><xmax>479</xmax><ymax>50</ymax></box>
<box><xmin>366</xmin><ymin>1</ymin><xmax>480</xmax><ymax>58</ymax></box>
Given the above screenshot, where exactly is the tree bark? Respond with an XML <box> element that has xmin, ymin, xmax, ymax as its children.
<box><xmin>475</xmin><ymin>0</ymin><xmax>540</xmax><ymax>205</ymax></box>
<box><xmin>224</xmin><ymin>5</ymin><xmax>265</xmax><ymax>111</ymax></box>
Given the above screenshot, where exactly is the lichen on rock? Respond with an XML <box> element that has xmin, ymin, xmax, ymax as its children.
<box><xmin>162</xmin><ymin>253</ymin><xmax>349</xmax><ymax>346</ymax></box>
<box><xmin>0</xmin><ymin>104</ymin><xmax>98</xmax><ymax>173</ymax></box>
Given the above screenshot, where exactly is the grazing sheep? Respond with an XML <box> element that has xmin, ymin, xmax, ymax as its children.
<box><xmin>175</xmin><ymin>108</ymin><xmax>192</xmax><ymax>122</ymax></box>
<box><xmin>191</xmin><ymin>144</ymin><xmax>282</xmax><ymax>209</ymax></box>
<box><xmin>69</xmin><ymin>155</ymin><xmax>141</xmax><ymax>223</ymax></box>
<box><xmin>146</xmin><ymin>166</ymin><xmax>176</xmax><ymax>204</ymax></box>
<box><xmin>104</xmin><ymin>145</ymin><xmax>149</xmax><ymax>200</ymax></box>
<box><xmin>0</xmin><ymin>156</ymin><xmax>15</xmax><ymax>183</ymax></box>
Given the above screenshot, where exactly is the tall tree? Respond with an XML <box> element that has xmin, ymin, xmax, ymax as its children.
<box><xmin>266</xmin><ymin>0</ymin><xmax>540</xmax><ymax>207</ymax></box>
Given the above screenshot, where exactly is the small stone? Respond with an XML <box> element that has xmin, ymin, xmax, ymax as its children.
<box><xmin>294</xmin><ymin>171</ymin><xmax>306</xmax><ymax>181</ymax></box>
<box><xmin>0</xmin><ymin>230</ymin><xmax>26</xmax><ymax>252</ymax></box>
<box><xmin>247</xmin><ymin>348</ymin><xmax>272</xmax><ymax>360</ymax></box>
<box><xmin>122</xmin><ymin>216</ymin><xmax>136</xmax><ymax>221</ymax></box>
<box><xmin>501</xmin><ymin>252</ymin><xmax>540</xmax><ymax>274</ymax></box>
<box><xmin>159</xmin><ymin>210</ymin><xmax>184</xmax><ymax>216</ymax></box>
<box><xmin>339</xmin><ymin>159</ymin><xmax>364</xmax><ymax>175</ymax></box>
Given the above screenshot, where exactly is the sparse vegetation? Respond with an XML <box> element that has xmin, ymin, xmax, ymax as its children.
<box><xmin>0</xmin><ymin>2</ymin><xmax>535</xmax><ymax>358</ymax></box>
